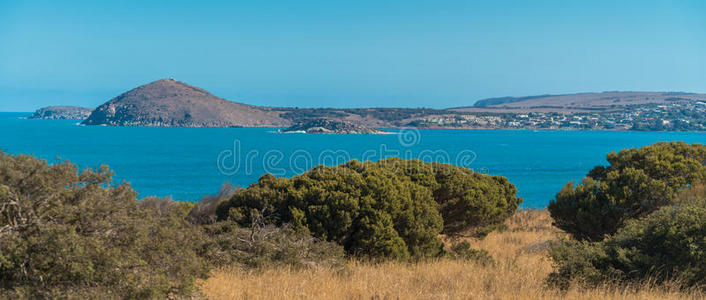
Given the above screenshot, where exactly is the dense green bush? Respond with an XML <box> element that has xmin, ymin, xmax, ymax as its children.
<box><xmin>0</xmin><ymin>151</ymin><xmax>209</xmax><ymax>299</ymax></box>
<box><xmin>548</xmin><ymin>142</ymin><xmax>706</xmax><ymax>241</ymax></box>
<box><xmin>216</xmin><ymin>158</ymin><xmax>521</xmax><ymax>260</ymax></box>
<box><xmin>378</xmin><ymin>158</ymin><xmax>521</xmax><ymax>236</ymax></box>
<box><xmin>548</xmin><ymin>197</ymin><xmax>706</xmax><ymax>289</ymax></box>
<box><xmin>217</xmin><ymin>160</ymin><xmax>443</xmax><ymax>261</ymax></box>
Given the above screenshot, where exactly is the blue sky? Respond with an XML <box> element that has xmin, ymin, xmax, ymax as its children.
<box><xmin>1</xmin><ymin>0</ymin><xmax>705</xmax><ymax>111</ymax></box>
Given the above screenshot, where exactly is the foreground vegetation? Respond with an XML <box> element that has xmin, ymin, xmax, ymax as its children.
<box><xmin>1</xmin><ymin>141</ymin><xmax>705</xmax><ymax>299</ymax></box>
<box><xmin>202</xmin><ymin>142</ymin><xmax>706</xmax><ymax>299</ymax></box>
<box><xmin>548</xmin><ymin>142</ymin><xmax>706</xmax><ymax>290</ymax></box>
<box><xmin>0</xmin><ymin>154</ymin><xmax>209</xmax><ymax>298</ymax></box>
<box><xmin>200</xmin><ymin>210</ymin><xmax>705</xmax><ymax>300</ymax></box>
<box><xmin>549</xmin><ymin>191</ymin><xmax>706</xmax><ymax>289</ymax></box>
<box><xmin>0</xmin><ymin>153</ymin><xmax>519</xmax><ymax>298</ymax></box>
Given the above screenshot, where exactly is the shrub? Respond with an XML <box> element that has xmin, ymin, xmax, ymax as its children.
<box><xmin>216</xmin><ymin>158</ymin><xmax>520</xmax><ymax>261</ymax></box>
<box><xmin>548</xmin><ymin>142</ymin><xmax>706</xmax><ymax>241</ymax></box>
<box><xmin>378</xmin><ymin>158</ymin><xmax>522</xmax><ymax>237</ymax></box>
<box><xmin>548</xmin><ymin>198</ymin><xmax>706</xmax><ymax>289</ymax></box>
<box><xmin>448</xmin><ymin>240</ymin><xmax>495</xmax><ymax>265</ymax></box>
<box><xmin>199</xmin><ymin>221</ymin><xmax>346</xmax><ymax>270</ymax></box>
<box><xmin>186</xmin><ymin>184</ymin><xmax>346</xmax><ymax>270</ymax></box>
<box><xmin>216</xmin><ymin>160</ymin><xmax>444</xmax><ymax>261</ymax></box>
<box><xmin>0</xmin><ymin>151</ymin><xmax>209</xmax><ymax>299</ymax></box>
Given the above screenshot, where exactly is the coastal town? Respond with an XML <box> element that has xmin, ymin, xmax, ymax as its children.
<box><xmin>412</xmin><ymin>100</ymin><xmax>706</xmax><ymax>131</ymax></box>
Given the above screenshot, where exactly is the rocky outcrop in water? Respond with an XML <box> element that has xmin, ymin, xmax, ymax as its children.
<box><xmin>29</xmin><ymin>106</ymin><xmax>93</xmax><ymax>120</ymax></box>
<box><xmin>280</xmin><ymin>118</ymin><xmax>387</xmax><ymax>134</ymax></box>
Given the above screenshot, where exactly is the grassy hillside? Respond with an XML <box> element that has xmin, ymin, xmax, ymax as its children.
<box><xmin>454</xmin><ymin>91</ymin><xmax>706</xmax><ymax>113</ymax></box>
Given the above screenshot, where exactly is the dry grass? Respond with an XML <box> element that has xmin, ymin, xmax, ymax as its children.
<box><xmin>198</xmin><ymin>210</ymin><xmax>704</xmax><ymax>300</ymax></box>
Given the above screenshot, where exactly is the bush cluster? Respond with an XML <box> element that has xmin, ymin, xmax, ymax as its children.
<box><xmin>0</xmin><ymin>152</ymin><xmax>208</xmax><ymax>299</ymax></box>
<box><xmin>548</xmin><ymin>142</ymin><xmax>706</xmax><ymax>241</ymax></box>
<box><xmin>0</xmin><ymin>152</ymin><xmax>347</xmax><ymax>299</ymax></box>
<box><xmin>216</xmin><ymin>158</ymin><xmax>521</xmax><ymax>261</ymax></box>
<box><xmin>548</xmin><ymin>142</ymin><xmax>706</xmax><ymax>290</ymax></box>
<box><xmin>548</xmin><ymin>197</ymin><xmax>706</xmax><ymax>289</ymax></box>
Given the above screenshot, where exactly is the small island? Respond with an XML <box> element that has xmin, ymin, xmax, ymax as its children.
<box><xmin>82</xmin><ymin>79</ymin><xmax>287</xmax><ymax>127</ymax></box>
<box><xmin>29</xmin><ymin>106</ymin><xmax>93</xmax><ymax>120</ymax></box>
<box><xmin>280</xmin><ymin>118</ymin><xmax>389</xmax><ymax>134</ymax></box>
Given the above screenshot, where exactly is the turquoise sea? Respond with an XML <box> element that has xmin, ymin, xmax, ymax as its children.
<box><xmin>1</xmin><ymin>112</ymin><xmax>704</xmax><ymax>208</ymax></box>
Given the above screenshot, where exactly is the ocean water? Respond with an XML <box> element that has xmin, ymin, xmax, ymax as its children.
<box><xmin>1</xmin><ymin>112</ymin><xmax>704</xmax><ymax>208</ymax></box>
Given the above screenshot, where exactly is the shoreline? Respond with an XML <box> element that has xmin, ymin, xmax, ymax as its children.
<box><xmin>5</xmin><ymin>113</ymin><xmax>706</xmax><ymax>133</ymax></box>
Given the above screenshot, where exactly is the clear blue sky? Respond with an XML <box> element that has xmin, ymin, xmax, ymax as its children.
<box><xmin>1</xmin><ymin>0</ymin><xmax>705</xmax><ymax>111</ymax></box>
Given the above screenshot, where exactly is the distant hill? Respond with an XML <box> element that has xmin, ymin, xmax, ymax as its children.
<box><xmin>83</xmin><ymin>79</ymin><xmax>288</xmax><ymax>127</ymax></box>
<box><xmin>472</xmin><ymin>95</ymin><xmax>553</xmax><ymax>107</ymax></box>
<box><xmin>29</xmin><ymin>106</ymin><xmax>93</xmax><ymax>120</ymax></box>
<box><xmin>453</xmin><ymin>91</ymin><xmax>706</xmax><ymax>113</ymax></box>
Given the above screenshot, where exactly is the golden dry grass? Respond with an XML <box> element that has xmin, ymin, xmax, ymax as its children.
<box><xmin>198</xmin><ymin>210</ymin><xmax>704</xmax><ymax>300</ymax></box>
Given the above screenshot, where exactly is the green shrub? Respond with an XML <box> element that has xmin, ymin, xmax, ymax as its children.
<box><xmin>216</xmin><ymin>160</ymin><xmax>443</xmax><ymax>261</ymax></box>
<box><xmin>549</xmin><ymin>142</ymin><xmax>706</xmax><ymax>241</ymax></box>
<box><xmin>378</xmin><ymin>158</ymin><xmax>522</xmax><ymax>237</ymax></box>
<box><xmin>448</xmin><ymin>240</ymin><xmax>495</xmax><ymax>265</ymax></box>
<box><xmin>548</xmin><ymin>199</ymin><xmax>706</xmax><ymax>289</ymax></box>
<box><xmin>0</xmin><ymin>151</ymin><xmax>209</xmax><ymax>299</ymax></box>
<box><xmin>216</xmin><ymin>158</ymin><xmax>520</xmax><ymax>261</ymax></box>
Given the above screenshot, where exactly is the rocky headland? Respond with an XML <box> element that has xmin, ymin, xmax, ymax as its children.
<box><xmin>280</xmin><ymin>118</ymin><xmax>388</xmax><ymax>134</ymax></box>
<box><xmin>29</xmin><ymin>106</ymin><xmax>93</xmax><ymax>120</ymax></box>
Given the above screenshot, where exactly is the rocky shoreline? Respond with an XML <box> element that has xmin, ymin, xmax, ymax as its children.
<box><xmin>280</xmin><ymin>119</ymin><xmax>389</xmax><ymax>134</ymax></box>
<box><xmin>29</xmin><ymin>106</ymin><xmax>93</xmax><ymax>120</ymax></box>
